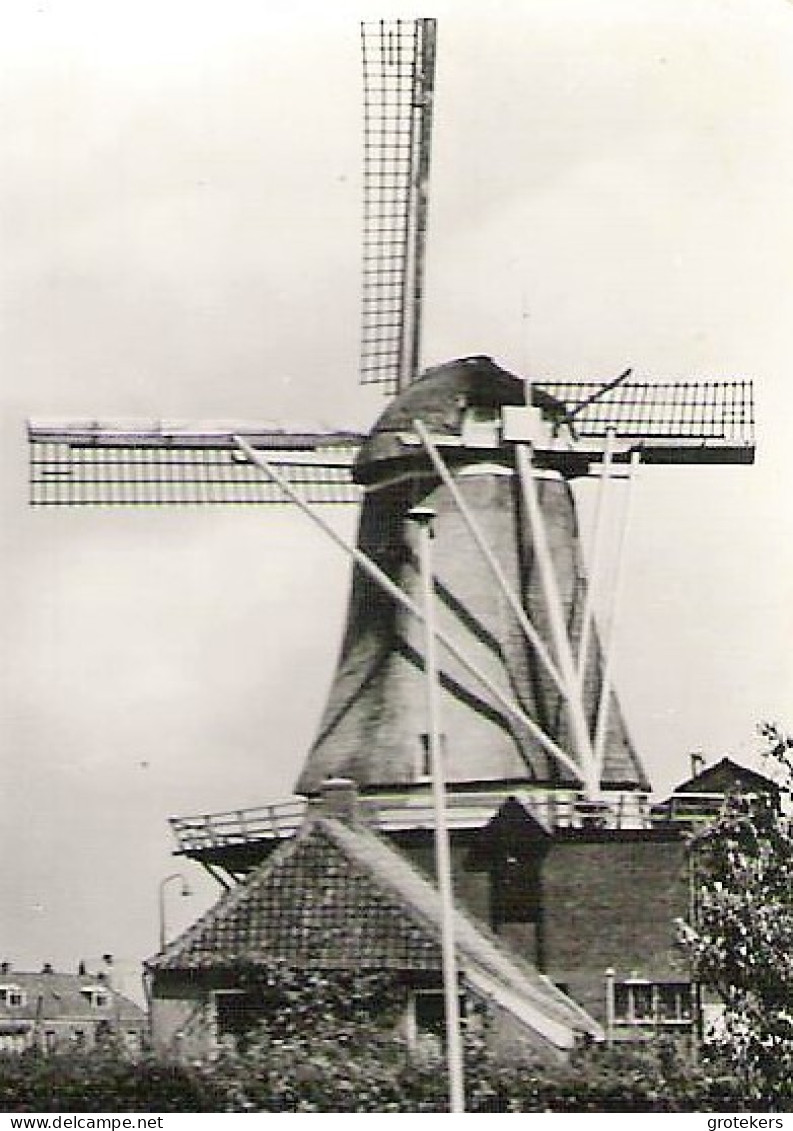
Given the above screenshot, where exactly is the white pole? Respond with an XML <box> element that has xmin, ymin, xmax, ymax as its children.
<box><xmin>413</xmin><ymin>419</ymin><xmax>566</xmax><ymax>699</ymax></box>
<box><xmin>411</xmin><ymin>506</ymin><xmax>465</xmax><ymax>1114</ymax></box>
<box><xmin>605</xmin><ymin>967</ymin><xmax>616</xmax><ymax>1046</ymax></box>
<box><xmin>515</xmin><ymin>444</ymin><xmax>598</xmax><ymax>797</ymax></box>
<box><xmin>577</xmin><ymin>429</ymin><xmax>616</xmax><ymax>684</ymax></box>
<box><xmin>593</xmin><ymin>450</ymin><xmax>641</xmax><ymax>774</ymax></box>
<box><xmin>233</xmin><ymin>437</ymin><xmax>587</xmax><ymax>786</ymax></box>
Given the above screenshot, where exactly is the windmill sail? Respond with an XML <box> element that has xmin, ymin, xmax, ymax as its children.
<box><xmin>27</xmin><ymin>422</ymin><xmax>363</xmax><ymax>506</ymax></box>
<box><xmin>360</xmin><ymin>18</ymin><xmax>437</xmax><ymax>393</ymax></box>
<box><xmin>537</xmin><ymin>379</ymin><xmax>755</xmax><ymax>462</ymax></box>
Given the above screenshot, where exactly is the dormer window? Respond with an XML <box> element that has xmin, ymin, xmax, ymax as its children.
<box><xmin>0</xmin><ymin>985</ymin><xmax>26</xmax><ymax>1008</ymax></box>
<box><xmin>81</xmin><ymin>986</ymin><xmax>109</xmax><ymax>1009</ymax></box>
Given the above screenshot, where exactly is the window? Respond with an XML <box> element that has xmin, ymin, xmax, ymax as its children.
<box><xmin>491</xmin><ymin>849</ymin><xmax>542</xmax><ymax>926</ymax></box>
<box><xmin>613</xmin><ymin>981</ymin><xmax>693</xmax><ymax>1026</ymax></box>
<box><xmin>213</xmin><ymin>989</ymin><xmax>265</xmax><ymax>1047</ymax></box>
<box><xmin>0</xmin><ymin>985</ymin><xmax>26</xmax><ymax>1008</ymax></box>
<box><xmin>656</xmin><ymin>983</ymin><xmax>694</xmax><ymax>1023</ymax></box>
<box><xmin>80</xmin><ymin>986</ymin><xmax>109</xmax><ymax>1009</ymax></box>
<box><xmin>411</xmin><ymin>989</ymin><xmax>468</xmax><ymax>1041</ymax></box>
<box><xmin>417</xmin><ymin>733</ymin><xmax>446</xmax><ymax>781</ymax></box>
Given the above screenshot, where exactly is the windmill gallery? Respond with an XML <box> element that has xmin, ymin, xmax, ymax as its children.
<box><xmin>26</xmin><ymin>21</ymin><xmax>758</xmax><ymax>1070</ymax></box>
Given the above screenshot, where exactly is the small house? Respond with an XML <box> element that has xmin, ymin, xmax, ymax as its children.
<box><xmin>0</xmin><ymin>965</ymin><xmax>147</xmax><ymax>1054</ymax></box>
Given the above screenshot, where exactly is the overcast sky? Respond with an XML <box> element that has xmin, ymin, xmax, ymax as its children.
<box><xmin>1</xmin><ymin>0</ymin><xmax>792</xmax><ymax>999</ymax></box>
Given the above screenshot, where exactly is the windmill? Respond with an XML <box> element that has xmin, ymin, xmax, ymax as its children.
<box><xmin>27</xmin><ymin>19</ymin><xmax>755</xmax><ymax>869</ymax></box>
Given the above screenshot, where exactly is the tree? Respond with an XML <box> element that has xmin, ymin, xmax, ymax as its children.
<box><xmin>677</xmin><ymin>725</ymin><xmax>793</xmax><ymax>1107</ymax></box>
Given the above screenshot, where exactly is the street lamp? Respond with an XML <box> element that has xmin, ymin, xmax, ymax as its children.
<box><xmin>408</xmin><ymin>504</ymin><xmax>465</xmax><ymax>1114</ymax></box>
<box><xmin>158</xmin><ymin>872</ymin><xmax>192</xmax><ymax>952</ymax></box>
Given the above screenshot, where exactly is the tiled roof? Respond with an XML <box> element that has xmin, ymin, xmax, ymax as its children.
<box><xmin>151</xmin><ymin>820</ymin><xmax>443</xmax><ymax>973</ymax></box>
<box><xmin>0</xmin><ymin>972</ymin><xmax>145</xmax><ymax>1025</ymax></box>
<box><xmin>670</xmin><ymin>756</ymin><xmax>780</xmax><ymax>797</ymax></box>
<box><xmin>149</xmin><ymin>814</ymin><xmax>601</xmax><ymax>1049</ymax></box>
<box><xmin>326</xmin><ymin>818</ymin><xmax>599</xmax><ymax>1043</ymax></box>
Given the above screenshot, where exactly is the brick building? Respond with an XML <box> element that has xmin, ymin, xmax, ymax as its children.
<box><xmin>152</xmin><ymin>756</ymin><xmax>777</xmax><ymax>1053</ymax></box>
<box><xmin>149</xmin><ymin>783</ymin><xmax>602</xmax><ymax>1061</ymax></box>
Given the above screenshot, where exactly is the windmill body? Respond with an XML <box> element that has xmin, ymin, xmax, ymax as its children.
<box><xmin>301</xmin><ymin>355</ymin><xmax>646</xmax><ymax>799</ymax></box>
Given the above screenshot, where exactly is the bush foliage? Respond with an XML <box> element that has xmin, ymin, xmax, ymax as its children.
<box><xmin>0</xmin><ymin>1049</ymin><xmax>226</xmax><ymax>1113</ymax></box>
<box><xmin>0</xmin><ymin>1036</ymin><xmax>749</xmax><ymax>1113</ymax></box>
<box><xmin>209</xmin><ymin>1023</ymin><xmax>750</xmax><ymax>1113</ymax></box>
<box><xmin>677</xmin><ymin>726</ymin><xmax>793</xmax><ymax>1109</ymax></box>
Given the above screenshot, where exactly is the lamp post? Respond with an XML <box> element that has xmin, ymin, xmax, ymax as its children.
<box><xmin>409</xmin><ymin>504</ymin><xmax>465</xmax><ymax>1114</ymax></box>
<box><xmin>158</xmin><ymin>873</ymin><xmax>192</xmax><ymax>953</ymax></box>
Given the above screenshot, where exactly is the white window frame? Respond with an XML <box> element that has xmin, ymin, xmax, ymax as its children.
<box><xmin>0</xmin><ymin>984</ymin><xmax>26</xmax><ymax>1008</ymax></box>
<box><xmin>80</xmin><ymin>985</ymin><xmax>110</xmax><ymax>1009</ymax></box>
<box><xmin>613</xmin><ymin>979</ymin><xmax>693</xmax><ymax>1027</ymax></box>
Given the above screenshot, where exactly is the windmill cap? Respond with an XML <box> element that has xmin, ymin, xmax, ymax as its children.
<box><xmin>354</xmin><ymin>356</ymin><xmax>566</xmax><ymax>484</ymax></box>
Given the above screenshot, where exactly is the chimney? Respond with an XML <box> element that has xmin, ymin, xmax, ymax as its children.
<box><xmin>690</xmin><ymin>751</ymin><xmax>705</xmax><ymax>778</ymax></box>
<box><xmin>315</xmin><ymin>778</ymin><xmax>360</xmax><ymax>824</ymax></box>
<box><xmin>0</xmin><ymin>962</ymin><xmax>10</xmax><ymax>976</ymax></box>
<box><xmin>78</xmin><ymin>961</ymin><xmax>87</xmax><ymax>976</ymax></box>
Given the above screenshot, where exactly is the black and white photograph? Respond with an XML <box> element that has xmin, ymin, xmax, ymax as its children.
<box><xmin>0</xmin><ymin>0</ymin><xmax>791</xmax><ymax>1114</ymax></box>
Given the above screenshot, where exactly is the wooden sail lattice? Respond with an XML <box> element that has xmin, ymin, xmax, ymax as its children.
<box><xmin>28</xmin><ymin>424</ymin><xmax>363</xmax><ymax>506</ymax></box>
<box><xmin>540</xmin><ymin>379</ymin><xmax>755</xmax><ymax>462</ymax></box>
<box><xmin>360</xmin><ymin>18</ymin><xmax>436</xmax><ymax>393</ymax></box>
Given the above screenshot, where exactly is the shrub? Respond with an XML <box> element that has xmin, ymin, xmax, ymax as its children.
<box><xmin>210</xmin><ymin>1023</ymin><xmax>750</xmax><ymax>1113</ymax></box>
<box><xmin>677</xmin><ymin>726</ymin><xmax>793</xmax><ymax>1108</ymax></box>
<box><xmin>0</xmin><ymin>1036</ymin><xmax>751</xmax><ymax>1113</ymax></box>
<box><xmin>0</xmin><ymin>1049</ymin><xmax>226</xmax><ymax>1113</ymax></box>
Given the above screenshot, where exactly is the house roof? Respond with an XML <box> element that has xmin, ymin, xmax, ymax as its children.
<box><xmin>149</xmin><ymin>812</ymin><xmax>601</xmax><ymax>1050</ymax></box>
<box><xmin>0</xmin><ymin>972</ymin><xmax>146</xmax><ymax>1026</ymax></box>
<box><xmin>669</xmin><ymin>756</ymin><xmax>780</xmax><ymax>797</ymax></box>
